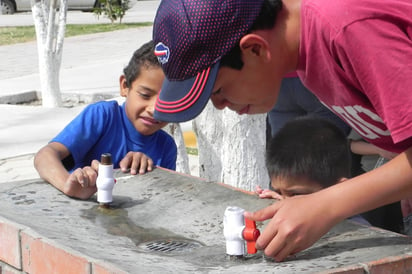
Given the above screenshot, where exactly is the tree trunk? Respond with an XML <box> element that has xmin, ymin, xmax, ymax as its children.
<box><xmin>193</xmin><ymin>104</ymin><xmax>223</xmax><ymax>180</ymax></box>
<box><xmin>164</xmin><ymin>123</ymin><xmax>190</xmax><ymax>175</ymax></box>
<box><xmin>194</xmin><ymin>102</ymin><xmax>270</xmax><ymax>191</ymax></box>
<box><xmin>31</xmin><ymin>0</ymin><xmax>67</xmax><ymax>107</ymax></box>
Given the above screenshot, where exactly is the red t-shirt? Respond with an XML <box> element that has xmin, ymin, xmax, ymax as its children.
<box><xmin>297</xmin><ymin>0</ymin><xmax>412</xmax><ymax>153</ymax></box>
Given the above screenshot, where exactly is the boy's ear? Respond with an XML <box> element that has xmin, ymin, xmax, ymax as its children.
<box><xmin>119</xmin><ymin>75</ymin><xmax>128</xmax><ymax>97</ymax></box>
<box><xmin>239</xmin><ymin>33</ymin><xmax>271</xmax><ymax>63</ymax></box>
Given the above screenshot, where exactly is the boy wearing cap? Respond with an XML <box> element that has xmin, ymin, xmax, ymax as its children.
<box><xmin>152</xmin><ymin>0</ymin><xmax>412</xmax><ymax>262</ymax></box>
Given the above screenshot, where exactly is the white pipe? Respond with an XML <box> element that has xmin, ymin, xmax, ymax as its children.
<box><xmin>96</xmin><ymin>153</ymin><xmax>115</xmax><ymax>204</ymax></box>
<box><xmin>223</xmin><ymin>206</ymin><xmax>246</xmax><ymax>256</ymax></box>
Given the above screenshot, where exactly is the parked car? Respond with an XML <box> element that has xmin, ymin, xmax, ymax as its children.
<box><xmin>1</xmin><ymin>0</ymin><xmax>98</xmax><ymax>14</ymax></box>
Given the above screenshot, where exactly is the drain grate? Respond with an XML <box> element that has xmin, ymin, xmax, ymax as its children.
<box><xmin>138</xmin><ymin>239</ymin><xmax>203</xmax><ymax>254</ymax></box>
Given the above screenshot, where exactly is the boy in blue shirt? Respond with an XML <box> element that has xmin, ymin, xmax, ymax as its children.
<box><xmin>34</xmin><ymin>41</ymin><xmax>177</xmax><ymax>200</ymax></box>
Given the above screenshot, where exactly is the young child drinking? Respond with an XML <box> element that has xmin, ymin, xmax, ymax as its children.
<box><xmin>34</xmin><ymin>40</ymin><xmax>177</xmax><ymax>200</ymax></box>
<box><xmin>257</xmin><ymin>116</ymin><xmax>369</xmax><ymax>225</ymax></box>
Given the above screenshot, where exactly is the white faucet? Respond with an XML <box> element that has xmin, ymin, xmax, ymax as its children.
<box><xmin>96</xmin><ymin>153</ymin><xmax>116</xmax><ymax>205</ymax></box>
<box><xmin>223</xmin><ymin>206</ymin><xmax>260</xmax><ymax>256</ymax></box>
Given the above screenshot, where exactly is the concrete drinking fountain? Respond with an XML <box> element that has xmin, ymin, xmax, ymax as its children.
<box><xmin>1</xmin><ymin>167</ymin><xmax>412</xmax><ymax>273</ymax></box>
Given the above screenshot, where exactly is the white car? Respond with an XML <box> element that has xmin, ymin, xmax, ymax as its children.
<box><xmin>1</xmin><ymin>0</ymin><xmax>98</xmax><ymax>14</ymax></box>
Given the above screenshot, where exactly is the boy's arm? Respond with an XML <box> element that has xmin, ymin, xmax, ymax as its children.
<box><xmin>245</xmin><ymin>146</ymin><xmax>412</xmax><ymax>262</ymax></box>
<box><xmin>34</xmin><ymin>142</ymin><xmax>98</xmax><ymax>199</ymax></box>
<box><xmin>350</xmin><ymin>140</ymin><xmax>398</xmax><ymax>160</ymax></box>
<box><xmin>34</xmin><ymin>142</ymin><xmax>72</xmax><ymax>191</ymax></box>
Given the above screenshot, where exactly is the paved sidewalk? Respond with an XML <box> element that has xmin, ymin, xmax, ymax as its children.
<box><xmin>0</xmin><ymin>26</ymin><xmax>154</xmax><ymax>94</ymax></box>
<box><xmin>0</xmin><ymin>0</ymin><xmax>198</xmax><ymax>183</ymax></box>
<box><xmin>0</xmin><ymin>1</ymin><xmax>158</xmax><ymax>98</ymax></box>
<box><xmin>0</xmin><ymin>154</ymin><xmax>38</xmax><ymax>183</ymax></box>
<box><xmin>0</xmin><ymin>0</ymin><xmax>160</xmax><ymax>27</ymax></box>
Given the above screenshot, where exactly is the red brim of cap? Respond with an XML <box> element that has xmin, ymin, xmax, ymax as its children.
<box><xmin>154</xmin><ymin>62</ymin><xmax>220</xmax><ymax>123</ymax></box>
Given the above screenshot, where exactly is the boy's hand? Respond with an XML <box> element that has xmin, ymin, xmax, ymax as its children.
<box><xmin>120</xmin><ymin>151</ymin><xmax>154</xmax><ymax>175</ymax></box>
<box><xmin>63</xmin><ymin>160</ymin><xmax>99</xmax><ymax>199</ymax></box>
<box><xmin>245</xmin><ymin>192</ymin><xmax>338</xmax><ymax>262</ymax></box>
<box><xmin>255</xmin><ymin>185</ymin><xmax>283</xmax><ymax>200</ymax></box>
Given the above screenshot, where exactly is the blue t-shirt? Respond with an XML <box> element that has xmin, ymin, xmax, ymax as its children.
<box><xmin>52</xmin><ymin>100</ymin><xmax>177</xmax><ymax>171</ymax></box>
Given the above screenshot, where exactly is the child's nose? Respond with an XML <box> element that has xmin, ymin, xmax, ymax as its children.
<box><xmin>147</xmin><ymin>104</ymin><xmax>154</xmax><ymax>114</ymax></box>
<box><xmin>211</xmin><ymin>93</ymin><xmax>229</xmax><ymax>110</ymax></box>
<box><xmin>147</xmin><ymin>99</ymin><xmax>156</xmax><ymax>114</ymax></box>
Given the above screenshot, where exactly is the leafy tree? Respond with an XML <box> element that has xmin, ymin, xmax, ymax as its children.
<box><xmin>94</xmin><ymin>0</ymin><xmax>130</xmax><ymax>24</ymax></box>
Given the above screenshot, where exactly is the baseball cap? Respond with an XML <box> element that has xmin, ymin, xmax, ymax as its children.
<box><xmin>153</xmin><ymin>0</ymin><xmax>265</xmax><ymax>123</ymax></box>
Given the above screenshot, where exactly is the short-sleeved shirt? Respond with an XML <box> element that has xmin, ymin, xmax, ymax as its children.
<box><xmin>298</xmin><ymin>0</ymin><xmax>412</xmax><ymax>153</ymax></box>
<box><xmin>52</xmin><ymin>100</ymin><xmax>177</xmax><ymax>171</ymax></box>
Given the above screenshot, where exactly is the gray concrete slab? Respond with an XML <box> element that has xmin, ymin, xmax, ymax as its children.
<box><xmin>1</xmin><ymin>168</ymin><xmax>411</xmax><ymax>273</ymax></box>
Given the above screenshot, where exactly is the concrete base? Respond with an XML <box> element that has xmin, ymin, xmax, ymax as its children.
<box><xmin>0</xmin><ymin>168</ymin><xmax>412</xmax><ymax>273</ymax></box>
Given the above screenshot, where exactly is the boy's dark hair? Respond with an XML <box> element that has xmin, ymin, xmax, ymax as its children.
<box><xmin>266</xmin><ymin>116</ymin><xmax>351</xmax><ymax>188</ymax></box>
<box><xmin>220</xmin><ymin>0</ymin><xmax>283</xmax><ymax>70</ymax></box>
<box><xmin>123</xmin><ymin>40</ymin><xmax>160</xmax><ymax>88</ymax></box>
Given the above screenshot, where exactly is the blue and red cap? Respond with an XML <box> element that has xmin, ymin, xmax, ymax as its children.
<box><xmin>153</xmin><ymin>0</ymin><xmax>265</xmax><ymax>122</ymax></box>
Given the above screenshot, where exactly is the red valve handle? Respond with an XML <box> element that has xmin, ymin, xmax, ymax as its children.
<box><xmin>242</xmin><ymin>217</ymin><xmax>260</xmax><ymax>254</ymax></box>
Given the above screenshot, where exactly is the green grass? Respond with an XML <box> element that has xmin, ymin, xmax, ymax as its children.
<box><xmin>186</xmin><ymin>147</ymin><xmax>198</xmax><ymax>156</ymax></box>
<box><xmin>0</xmin><ymin>22</ymin><xmax>152</xmax><ymax>46</ymax></box>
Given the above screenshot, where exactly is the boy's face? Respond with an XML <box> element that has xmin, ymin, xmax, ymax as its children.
<box><xmin>210</xmin><ymin>65</ymin><xmax>283</xmax><ymax>115</ymax></box>
<box><xmin>209</xmin><ymin>31</ymin><xmax>292</xmax><ymax>115</ymax></box>
<box><xmin>120</xmin><ymin>66</ymin><xmax>167</xmax><ymax>136</ymax></box>
<box><xmin>270</xmin><ymin>176</ymin><xmax>323</xmax><ymax>198</ymax></box>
